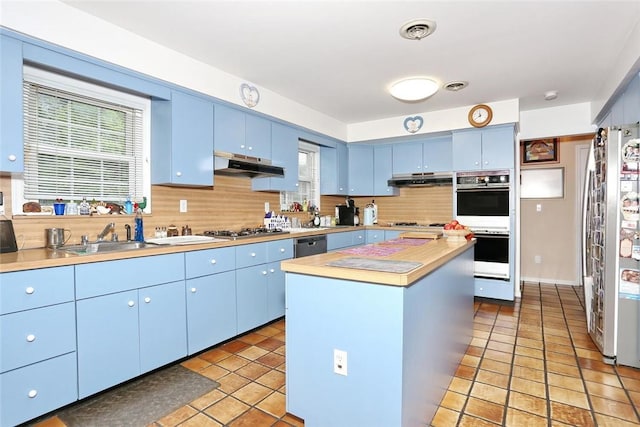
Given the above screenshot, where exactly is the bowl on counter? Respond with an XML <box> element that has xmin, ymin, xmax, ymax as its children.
<box><xmin>442</xmin><ymin>229</ymin><xmax>471</xmax><ymax>240</ymax></box>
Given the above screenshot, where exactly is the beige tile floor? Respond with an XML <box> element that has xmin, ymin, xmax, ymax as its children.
<box><xmin>35</xmin><ymin>282</ymin><xmax>640</xmax><ymax>426</ymax></box>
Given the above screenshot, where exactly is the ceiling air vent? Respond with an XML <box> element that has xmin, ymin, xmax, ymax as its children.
<box><xmin>399</xmin><ymin>19</ymin><xmax>437</xmax><ymax>40</ymax></box>
<box><xmin>444</xmin><ymin>81</ymin><xmax>469</xmax><ymax>92</ymax></box>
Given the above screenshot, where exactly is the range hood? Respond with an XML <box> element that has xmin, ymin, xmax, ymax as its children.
<box><xmin>214</xmin><ymin>151</ymin><xmax>284</xmax><ymax>178</ymax></box>
<box><xmin>387</xmin><ymin>172</ymin><xmax>453</xmax><ymax>188</ymax></box>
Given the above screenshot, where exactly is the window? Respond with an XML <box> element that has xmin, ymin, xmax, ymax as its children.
<box><xmin>14</xmin><ymin>66</ymin><xmax>150</xmax><ymax>213</ymax></box>
<box><xmin>280</xmin><ymin>141</ymin><xmax>320</xmax><ymax>210</ymax></box>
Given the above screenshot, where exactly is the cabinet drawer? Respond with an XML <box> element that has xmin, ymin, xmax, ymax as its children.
<box><xmin>474</xmin><ymin>277</ymin><xmax>514</xmax><ymax>301</ymax></box>
<box><xmin>327</xmin><ymin>232</ymin><xmax>353</xmax><ymax>250</ymax></box>
<box><xmin>76</xmin><ymin>253</ymin><xmax>184</xmax><ymax>299</ymax></box>
<box><xmin>0</xmin><ymin>266</ymin><xmax>74</xmax><ymax>314</ymax></box>
<box><xmin>185</xmin><ymin>246</ymin><xmax>235</xmax><ymax>278</ymax></box>
<box><xmin>0</xmin><ymin>352</ymin><xmax>77</xmax><ymax>427</ymax></box>
<box><xmin>1</xmin><ymin>302</ymin><xmax>76</xmax><ymax>373</ymax></box>
<box><xmin>235</xmin><ymin>242</ymin><xmax>268</xmax><ymax>268</ymax></box>
<box><xmin>267</xmin><ymin>239</ymin><xmax>293</xmax><ymax>262</ymax></box>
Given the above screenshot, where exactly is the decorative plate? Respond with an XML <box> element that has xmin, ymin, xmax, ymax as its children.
<box><xmin>240</xmin><ymin>83</ymin><xmax>260</xmax><ymax>108</ymax></box>
<box><xmin>403</xmin><ymin>115</ymin><xmax>423</xmax><ymax>133</ymax></box>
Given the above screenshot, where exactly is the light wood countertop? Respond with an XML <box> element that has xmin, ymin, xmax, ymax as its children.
<box><xmin>0</xmin><ymin>226</ymin><xmax>357</xmax><ymax>273</ymax></box>
<box><xmin>281</xmin><ymin>237</ymin><xmax>474</xmax><ymax>287</ymax></box>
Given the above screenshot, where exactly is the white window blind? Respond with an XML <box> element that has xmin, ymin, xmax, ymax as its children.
<box><xmin>22</xmin><ymin>73</ymin><xmax>144</xmax><ymax>202</ymax></box>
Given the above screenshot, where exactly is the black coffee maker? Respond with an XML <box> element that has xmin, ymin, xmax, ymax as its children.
<box><xmin>336</xmin><ymin>197</ymin><xmax>357</xmax><ymax>226</ymax></box>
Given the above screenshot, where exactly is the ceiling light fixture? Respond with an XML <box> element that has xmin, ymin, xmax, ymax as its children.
<box><xmin>544</xmin><ymin>90</ymin><xmax>558</xmax><ymax>101</ymax></box>
<box><xmin>389</xmin><ymin>77</ymin><xmax>439</xmax><ymax>101</ymax></box>
<box><xmin>399</xmin><ymin>19</ymin><xmax>437</xmax><ymax>40</ymax></box>
<box><xmin>444</xmin><ymin>81</ymin><xmax>468</xmax><ymax>92</ymax></box>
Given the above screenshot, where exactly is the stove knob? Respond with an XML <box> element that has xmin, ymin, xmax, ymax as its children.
<box><xmin>483</xmin><ymin>176</ymin><xmax>490</xmax><ymax>183</ymax></box>
<box><xmin>500</xmin><ymin>175</ymin><xmax>507</xmax><ymax>182</ymax></box>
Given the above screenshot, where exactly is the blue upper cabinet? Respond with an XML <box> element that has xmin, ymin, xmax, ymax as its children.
<box><xmin>252</xmin><ymin>122</ymin><xmax>298</xmax><ymax>192</ymax></box>
<box><xmin>452</xmin><ymin>125</ymin><xmax>515</xmax><ymax>171</ymax></box>
<box><xmin>392</xmin><ymin>142</ymin><xmax>422</xmax><ymax>175</ymax></box>
<box><xmin>348</xmin><ymin>144</ymin><xmax>374</xmax><ymax>196</ymax></box>
<box><xmin>422</xmin><ymin>136</ymin><xmax>453</xmax><ymax>172</ymax></box>
<box><xmin>392</xmin><ymin>136</ymin><xmax>452</xmax><ymax>175</ymax></box>
<box><xmin>373</xmin><ymin>145</ymin><xmax>398</xmax><ymax>196</ymax></box>
<box><xmin>622</xmin><ymin>73</ymin><xmax>640</xmax><ymax>125</ymax></box>
<box><xmin>151</xmin><ymin>90</ymin><xmax>214</xmax><ymax>186</ymax></box>
<box><xmin>320</xmin><ymin>141</ymin><xmax>348</xmax><ymax>195</ymax></box>
<box><xmin>214</xmin><ymin>104</ymin><xmax>271</xmax><ymax>159</ymax></box>
<box><xmin>0</xmin><ymin>35</ymin><xmax>24</xmax><ymax>172</ymax></box>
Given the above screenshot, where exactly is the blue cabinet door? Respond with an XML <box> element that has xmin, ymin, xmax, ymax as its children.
<box><xmin>151</xmin><ymin>91</ymin><xmax>214</xmax><ymax>185</ymax></box>
<box><xmin>392</xmin><ymin>142</ymin><xmax>422</xmax><ymax>175</ymax></box>
<box><xmin>245</xmin><ymin>114</ymin><xmax>271</xmax><ymax>159</ymax></box>
<box><xmin>384</xmin><ymin>230</ymin><xmax>402</xmax><ymax>240</ymax></box>
<box><xmin>327</xmin><ymin>232</ymin><xmax>353</xmax><ymax>250</ymax></box>
<box><xmin>214</xmin><ymin>104</ymin><xmax>245</xmax><ymax>154</ymax></box>
<box><xmin>452</xmin><ymin>131</ymin><xmax>483</xmax><ymax>171</ymax></box>
<box><xmin>76</xmin><ymin>290</ymin><xmax>139</xmax><ymax>399</ymax></box>
<box><xmin>0</xmin><ymin>35</ymin><xmax>23</xmax><ymax>172</ymax></box>
<box><xmin>252</xmin><ymin>122</ymin><xmax>298</xmax><ymax>191</ymax></box>
<box><xmin>236</xmin><ymin>265</ymin><xmax>269</xmax><ymax>334</ymax></box>
<box><xmin>348</xmin><ymin>145</ymin><xmax>374</xmax><ymax>195</ymax></box>
<box><xmin>139</xmin><ymin>281</ymin><xmax>187</xmax><ymax>373</ymax></box>
<box><xmin>373</xmin><ymin>145</ymin><xmax>398</xmax><ymax>196</ymax></box>
<box><xmin>267</xmin><ymin>261</ymin><xmax>286</xmax><ymax>320</ymax></box>
<box><xmin>366</xmin><ymin>230</ymin><xmax>385</xmax><ymax>244</ymax></box>
<box><xmin>336</xmin><ymin>142</ymin><xmax>349</xmax><ymax>194</ymax></box>
<box><xmin>0</xmin><ymin>353</ymin><xmax>77</xmax><ymax>427</ymax></box>
<box><xmin>480</xmin><ymin>126</ymin><xmax>514</xmax><ymax>170</ymax></box>
<box><xmin>235</xmin><ymin>242</ymin><xmax>268</xmax><ymax>268</ymax></box>
<box><xmin>171</xmin><ymin>91</ymin><xmax>214</xmax><ymax>185</ymax></box>
<box><xmin>351</xmin><ymin>230</ymin><xmax>366</xmax><ymax>246</ymax></box>
<box><xmin>186</xmin><ymin>270</ymin><xmax>237</xmax><ymax>354</ymax></box>
<box><xmin>422</xmin><ymin>136</ymin><xmax>453</xmax><ymax>172</ymax></box>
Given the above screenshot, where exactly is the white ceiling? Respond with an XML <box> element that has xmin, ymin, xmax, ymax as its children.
<box><xmin>61</xmin><ymin>1</ymin><xmax>640</xmax><ymax>124</ymax></box>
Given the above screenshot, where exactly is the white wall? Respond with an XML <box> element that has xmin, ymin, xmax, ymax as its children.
<box><xmin>519</xmin><ymin>103</ymin><xmax>596</xmax><ymax>140</ymax></box>
<box><xmin>0</xmin><ymin>0</ymin><xmax>348</xmax><ymax>140</ymax></box>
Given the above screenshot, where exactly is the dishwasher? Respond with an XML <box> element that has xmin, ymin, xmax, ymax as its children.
<box><xmin>294</xmin><ymin>235</ymin><xmax>327</xmax><ymax>258</ymax></box>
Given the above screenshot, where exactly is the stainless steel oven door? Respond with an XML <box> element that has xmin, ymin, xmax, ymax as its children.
<box><xmin>473</xmin><ymin>232</ymin><xmax>510</xmax><ymax>280</ymax></box>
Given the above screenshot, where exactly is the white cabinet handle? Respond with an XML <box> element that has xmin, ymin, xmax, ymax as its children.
<box><xmin>144</xmin><ymin>297</ymin><xmax>151</xmax><ymax>303</ymax></box>
<box><xmin>210</xmin><ymin>259</ymin><xmax>217</xmax><ymax>264</ymax></box>
<box><xmin>262</xmin><ymin>270</ymin><xmax>267</xmax><ymax>275</ymax></box>
<box><xmin>474</xmin><ymin>161</ymin><xmax>480</xmax><ymax>165</ymax></box>
<box><xmin>250</xmin><ymin>252</ymin><xmax>256</xmax><ymax>257</ymax></box>
<box><xmin>248</xmin><ymin>146</ymin><xmax>253</xmax><ymax>151</ymax></box>
<box><xmin>25</xmin><ymin>286</ymin><xmax>35</xmax><ymax>295</ymax></box>
<box><xmin>484</xmin><ymin>161</ymin><xmax>489</xmax><ymax>165</ymax></box>
<box><xmin>176</xmin><ymin>171</ymin><xmax>182</xmax><ymax>177</ymax></box>
<box><xmin>8</xmin><ymin>154</ymin><xmax>17</xmax><ymax>162</ymax></box>
<box><xmin>280</xmin><ymin>248</ymin><xmax>285</xmax><ymax>253</ymax></box>
<box><xmin>269</xmin><ymin>268</ymin><xmax>275</xmax><ymax>273</ymax></box>
<box><xmin>26</xmin><ymin>334</ymin><xmax>36</xmax><ymax>342</ymax></box>
<box><xmin>128</xmin><ymin>300</ymin><xmax>135</xmax><ymax>307</ymax></box>
<box><xmin>240</xmin><ymin>144</ymin><xmax>246</xmax><ymax>149</ymax></box>
<box><xmin>28</xmin><ymin>390</ymin><xmax>37</xmax><ymax>398</ymax></box>
<box><xmin>191</xmin><ymin>287</ymin><xmax>197</xmax><ymax>293</ymax></box>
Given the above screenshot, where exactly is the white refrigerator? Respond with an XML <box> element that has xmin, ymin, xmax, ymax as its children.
<box><xmin>582</xmin><ymin>124</ymin><xmax>639</xmax><ymax>367</ymax></box>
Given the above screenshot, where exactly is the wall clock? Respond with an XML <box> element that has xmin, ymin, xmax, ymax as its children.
<box><xmin>240</xmin><ymin>83</ymin><xmax>260</xmax><ymax>108</ymax></box>
<box><xmin>468</xmin><ymin>104</ymin><xmax>493</xmax><ymax>128</ymax></box>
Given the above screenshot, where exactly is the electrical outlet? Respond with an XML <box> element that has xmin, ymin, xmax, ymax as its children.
<box><xmin>333</xmin><ymin>349</ymin><xmax>348</xmax><ymax>376</ymax></box>
<box><xmin>534</xmin><ymin>255</ymin><xmax>542</xmax><ymax>264</ymax></box>
<box><xmin>536</xmin><ymin>203</ymin><xmax>542</xmax><ymax>212</ymax></box>
<box><xmin>179</xmin><ymin>200</ymin><xmax>188</xmax><ymax>213</ymax></box>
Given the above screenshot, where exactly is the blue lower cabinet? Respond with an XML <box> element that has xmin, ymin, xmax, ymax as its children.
<box><xmin>0</xmin><ymin>302</ymin><xmax>76</xmax><ymax>373</ymax></box>
<box><xmin>474</xmin><ymin>277</ymin><xmax>514</xmax><ymax>301</ymax></box>
<box><xmin>327</xmin><ymin>232</ymin><xmax>354</xmax><ymax>250</ymax></box>
<box><xmin>365</xmin><ymin>230</ymin><xmax>385</xmax><ymax>244</ymax></box>
<box><xmin>139</xmin><ymin>281</ymin><xmax>187</xmax><ymax>373</ymax></box>
<box><xmin>384</xmin><ymin>230</ymin><xmax>402</xmax><ymax>240</ymax></box>
<box><xmin>76</xmin><ymin>280</ymin><xmax>187</xmax><ymax>399</ymax></box>
<box><xmin>186</xmin><ymin>270</ymin><xmax>237</xmax><ymax>355</ymax></box>
<box><xmin>267</xmin><ymin>261</ymin><xmax>285</xmax><ymax>320</ymax></box>
<box><xmin>76</xmin><ymin>289</ymin><xmax>140</xmax><ymax>399</ymax></box>
<box><xmin>0</xmin><ymin>352</ymin><xmax>77</xmax><ymax>427</ymax></box>
<box><xmin>236</xmin><ymin>265</ymin><xmax>269</xmax><ymax>334</ymax></box>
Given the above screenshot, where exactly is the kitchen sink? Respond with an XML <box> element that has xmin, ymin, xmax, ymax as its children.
<box><xmin>61</xmin><ymin>241</ymin><xmax>149</xmax><ymax>255</ymax></box>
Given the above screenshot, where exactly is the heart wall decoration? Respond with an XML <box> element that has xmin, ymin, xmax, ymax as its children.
<box><xmin>240</xmin><ymin>83</ymin><xmax>260</xmax><ymax>108</ymax></box>
<box><xmin>403</xmin><ymin>116</ymin><xmax>424</xmax><ymax>133</ymax></box>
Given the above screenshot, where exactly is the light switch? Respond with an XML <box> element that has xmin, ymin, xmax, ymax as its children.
<box><xmin>536</xmin><ymin>204</ymin><xmax>542</xmax><ymax>212</ymax></box>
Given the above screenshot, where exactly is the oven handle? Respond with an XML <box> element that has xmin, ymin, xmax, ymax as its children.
<box><xmin>473</xmin><ymin>233</ymin><xmax>510</xmax><ymax>238</ymax></box>
<box><xmin>456</xmin><ymin>187</ymin><xmax>510</xmax><ymax>192</ymax></box>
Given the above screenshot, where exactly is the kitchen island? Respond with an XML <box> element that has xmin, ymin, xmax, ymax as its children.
<box><xmin>281</xmin><ymin>236</ymin><xmax>475</xmax><ymax>427</ymax></box>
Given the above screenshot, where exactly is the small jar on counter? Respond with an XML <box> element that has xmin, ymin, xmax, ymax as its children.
<box><xmin>167</xmin><ymin>225</ymin><xmax>179</xmax><ymax>237</ymax></box>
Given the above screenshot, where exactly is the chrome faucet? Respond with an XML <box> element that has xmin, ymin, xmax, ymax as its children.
<box><xmin>97</xmin><ymin>222</ymin><xmax>116</xmax><ymax>241</ymax></box>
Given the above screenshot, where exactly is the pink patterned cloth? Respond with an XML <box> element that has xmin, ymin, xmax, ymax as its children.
<box><xmin>379</xmin><ymin>238</ymin><xmax>431</xmax><ymax>246</ymax></box>
<box><xmin>339</xmin><ymin>238</ymin><xmax>433</xmax><ymax>257</ymax></box>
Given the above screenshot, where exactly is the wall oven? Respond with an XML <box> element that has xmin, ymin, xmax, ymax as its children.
<box><xmin>455</xmin><ymin>170</ymin><xmax>512</xmax><ymax>280</ymax></box>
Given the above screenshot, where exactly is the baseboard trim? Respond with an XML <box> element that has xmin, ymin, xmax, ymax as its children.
<box><xmin>521</xmin><ymin>276</ymin><xmax>580</xmax><ymax>286</ymax></box>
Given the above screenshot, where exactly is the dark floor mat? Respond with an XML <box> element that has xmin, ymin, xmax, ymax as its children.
<box><xmin>56</xmin><ymin>364</ymin><xmax>219</xmax><ymax>427</ymax></box>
